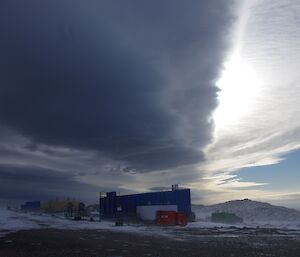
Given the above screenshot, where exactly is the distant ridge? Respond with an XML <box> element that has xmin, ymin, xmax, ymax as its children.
<box><xmin>192</xmin><ymin>199</ymin><xmax>300</xmax><ymax>228</ymax></box>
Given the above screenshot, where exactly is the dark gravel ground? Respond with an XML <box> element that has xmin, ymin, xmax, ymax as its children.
<box><xmin>0</xmin><ymin>228</ymin><xmax>300</xmax><ymax>257</ymax></box>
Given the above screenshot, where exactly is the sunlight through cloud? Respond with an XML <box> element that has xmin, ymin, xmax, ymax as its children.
<box><xmin>214</xmin><ymin>51</ymin><xmax>263</xmax><ymax>131</ymax></box>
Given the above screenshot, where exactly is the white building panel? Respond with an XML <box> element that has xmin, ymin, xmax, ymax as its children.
<box><xmin>136</xmin><ymin>205</ymin><xmax>178</xmax><ymax>221</ymax></box>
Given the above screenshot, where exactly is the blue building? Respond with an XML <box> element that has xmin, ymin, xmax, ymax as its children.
<box><xmin>100</xmin><ymin>186</ymin><xmax>191</xmax><ymax>219</ymax></box>
<box><xmin>21</xmin><ymin>201</ymin><xmax>41</xmax><ymax>211</ymax></box>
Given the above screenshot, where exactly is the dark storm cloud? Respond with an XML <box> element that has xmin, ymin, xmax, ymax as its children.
<box><xmin>0</xmin><ymin>164</ymin><xmax>102</xmax><ymax>201</ymax></box>
<box><xmin>0</xmin><ymin>0</ymin><xmax>235</xmax><ymax>171</ymax></box>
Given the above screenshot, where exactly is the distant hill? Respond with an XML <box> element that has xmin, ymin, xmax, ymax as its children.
<box><xmin>192</xmin><ymin>199</ymin><xmax>300</xmax><ymax>228</ymax></box>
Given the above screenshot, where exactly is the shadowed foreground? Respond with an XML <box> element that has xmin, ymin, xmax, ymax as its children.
<box><xmin>1</xmin><ymin>229</ymin><xmax>300</xmax><ymax>257</ymax></box>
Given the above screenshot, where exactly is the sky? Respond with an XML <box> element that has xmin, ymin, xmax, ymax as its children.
<box><xmin>0</xmin><ymin>1</ymin><xmax>299</xmax><ymax>209</ymax></box>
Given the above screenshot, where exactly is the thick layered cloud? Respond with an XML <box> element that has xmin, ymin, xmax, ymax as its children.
<box><xmin>0</xmin><ymin>164</ymin><xmax>107</xmax><ymax>201</ymax></box>
<box><xmin>0</xmin><ymin>0</ymin><xmax>235</xmax><ymax>173</ymax></box>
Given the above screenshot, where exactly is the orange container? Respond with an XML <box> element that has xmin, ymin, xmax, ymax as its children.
<box><xmin>176</xmin><ymin>212</ymin><xmax>188</xmax><ymax>226</ymax></box>
<box><xmin>156</xmin><ymin>210</ymin><xmax>177</xmax><ymax>225</ymax></box>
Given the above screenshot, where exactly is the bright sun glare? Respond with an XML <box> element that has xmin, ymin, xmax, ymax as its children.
<box><xmin>213</xmin><ymin>52</ymin><xmax>262</xmax><ymax>131</ymax></box>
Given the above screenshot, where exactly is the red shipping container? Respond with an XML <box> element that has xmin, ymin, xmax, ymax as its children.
<box><xmin>176</xmin><ymin>212</ymin><xmax>188</xmax><ymax>226</ymax></box>
<box><xmin>156</xmin><ymin>210</ymin><xmax>177</xmax><ymax>225</ymax></box>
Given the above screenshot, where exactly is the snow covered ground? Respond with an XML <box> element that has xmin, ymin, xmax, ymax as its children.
<box><xmin>1</xmin><ymin>204</ymin><xmax>300</xmax><ymax>240</ymax></box>
<box><xmin>1</xmin><ymin>208</ymin><xmax>216</xmax><ymax>238</ymax></box>
<box><xmin>0</xmin><ymin>208</ymin><xmax>240</xmax><ymax>232</ymax></box>
<box><xmin>0</xmin><ymin>208</ymin><xmax>165</xmax><ymax>234</ymax></box>
<box><xmin>1</xmin><ymin>207</ymin><xmax>300</xmax><ymax>257</ymax></box>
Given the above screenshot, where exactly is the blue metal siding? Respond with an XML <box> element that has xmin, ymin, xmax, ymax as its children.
<box><xmin>21</xmin><ymin>201</ymin><xmax>41</xmax><ymax>210</ymax></box>
<box><xmin>100</xmin><ymin>189</ymin><xmax>191</xmax><ymax>218</ymax></box>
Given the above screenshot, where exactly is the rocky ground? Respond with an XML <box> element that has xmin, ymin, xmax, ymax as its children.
<box><xmin>1</xmin><ymin>227</ymin><xmax>300</xmax><ymax>257</ymax></box>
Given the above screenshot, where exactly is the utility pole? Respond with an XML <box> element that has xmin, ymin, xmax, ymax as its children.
<box><xmin>99</xmin><ymin>192</ymin><xmax>101</xmax><ymax>222</ymax></box>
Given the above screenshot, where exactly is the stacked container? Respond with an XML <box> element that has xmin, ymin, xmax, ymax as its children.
<box><xmin>156</xmin><ymin>211</ymin><xmax>188</xmax><ymax>226</ymax></box>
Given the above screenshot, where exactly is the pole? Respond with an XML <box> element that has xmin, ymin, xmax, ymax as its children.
<box><xmin>99</xmin><ymin>192</ymin><xmax>101</xmax><ymax>222</ymax></box>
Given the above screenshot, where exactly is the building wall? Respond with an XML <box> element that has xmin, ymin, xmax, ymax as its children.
<box><xmin>136</xmin><ymin>205</ymin><xmax>178</xmax><ymax>221</ymax></box>
<box><xmin>21</xmin><ymin>201</ymin><xmax>41</xmax><ymax>211</ymax></box>
<box><xmin>100</xmin><ymin>189</ymin><xmax>191</xmax><ymax>218</ymax></box>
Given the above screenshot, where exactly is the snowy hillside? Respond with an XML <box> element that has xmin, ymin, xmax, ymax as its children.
<box><xmin>193</xmin><ymin>199</ymin><xmax>300</xmax><ymax>228</ymax></box>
